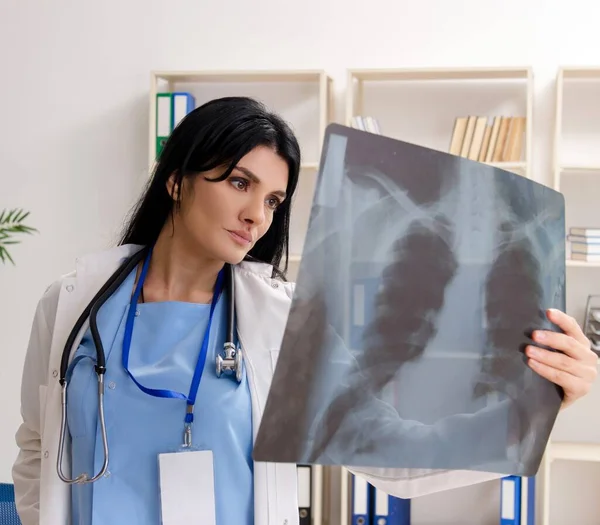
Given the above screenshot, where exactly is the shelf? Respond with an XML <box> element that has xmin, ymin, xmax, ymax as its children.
<box><xmin>348</xmin><ymin>67</ymin><xmax>532</xmax><ymax>82</ymax></box>
<box><xmin>548</xmin><ymin>442</ymin><xmax>600</xmax><ymax>462</ymax></box>
<box><xmin>346</xmin><ymin>68</ymin><xmax>533</xmax><ymax>181</ymax></box>
<box><xmin>148</xmin><ymin>68</ymin><xmax>333</xmax><ymax>300</ymax></box>
<box><xmin>566</xmin><ymin>260</ymin><xmax>600</xmax><ymax>268</ymax></box>
<box><xmin>149</xmin><ymin>68</ymin><xmax>334</xmax><ymax>178</ymax></box>
<box><xmin>560</xmin><ymin>67</ymin><xmax>600</xmax><ymax>80</ymax></box>
<box><xmin>559</xmin><ymin>165</ymin><xmax>600</xmax><ymax>173</ymax></box>
<box><xmin>543</xmin><ymin>67</ymin><xmax>600</xmax><ymax>525</ymax></box>
<box><xmin>152</xmin><ymin>69</ymin><xmax>329</xmax><ymax>83</ymax></box>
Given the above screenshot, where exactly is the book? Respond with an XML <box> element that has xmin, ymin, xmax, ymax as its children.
<box><xmin>492</xmin><ymin>117</ymin><xmax>511</xmax><ymax>162</ymax></box>
<box><xmin>467</xmin><ymin>116</ymin><xmax>488</xmax><ymax>161</ymax></box>
<box><xmin>449</xmin><ymin>115</ymin><xmax>525</xmax><ymax>163</ymax></box>
<box><xmin>484</xmin><ymin>117</ymin><xmax>502</xmax><ymax>162</ymax></box>
<box><xmin>570</xmin><ymin>227</ymin><xmax>600</xmax><ymax>237</ymax></box>
<box><xmin>449</xmin><ymin>117</ymin><xmax>468</xmax><ymax>156</ymax></box>
<box><xmin>459</xmin><ymin>116</ymin><xmax>478</xmax><ymax>157</ymax></box>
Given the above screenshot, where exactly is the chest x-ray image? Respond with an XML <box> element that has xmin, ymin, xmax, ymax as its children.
<box><xmin>253</xmin><ymin>124</ymin><xmax>565</xmax><ymax>477</ymax></box>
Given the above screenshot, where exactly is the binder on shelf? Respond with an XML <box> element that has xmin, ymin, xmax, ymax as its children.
<box><xmin>172</xmin><ymin>92</ymin><xmax>196</xmax><ymax>129</ymax></box>
<box><xmin>351</xmin><ymin>474</ymin><xmax>371</xmax><ymax>525</ymax></box>
<box><xmin>156</xmin><ymin>93</ymin><xmax>173</xmax><ymax>159</ymax></box>
<box><xmin>297</xmin><ymin>464</ymin><xmax>312</xmax><ymax>525</ymax></box>
<box><xmin>500</xmin><ymin>475</ymin><xmax>521</xmax><ymax>525</ymax></box>
<box><xmin>373</xmin><ymin>487</ymin><xmax>410</xmax><ymax>525</ymax></box>
<box><xmin>519</xmin><ymin>476</ymin><xmax>535</xmax><ymax>525</ymax></box>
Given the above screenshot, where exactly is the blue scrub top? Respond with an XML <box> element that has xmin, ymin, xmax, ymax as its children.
<box><xmin>66</xmin><ymin>267</ymin><xmax>254</xmax><ymax>525</ymax></box>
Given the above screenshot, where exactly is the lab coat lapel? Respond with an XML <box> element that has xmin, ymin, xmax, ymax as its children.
<box><xmin>39</xmin><ymin>244</ymin><xmax>143</xmax><ymax>525</ymax></box>
<box><xmin>45</xmin><ymin>245</ymin><xmax>143</xmax><ymax>386</ymax></box>
<box><xmin>233</xmin><ymin>263</ymin><xmax>298</xmax><ymax>525</ymax></box>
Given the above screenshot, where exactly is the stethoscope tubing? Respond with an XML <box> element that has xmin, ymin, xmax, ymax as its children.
<box><xmin>56</xmin><ymin>246</ymin><xmax>240</xmax><ymax>484</ymax></box>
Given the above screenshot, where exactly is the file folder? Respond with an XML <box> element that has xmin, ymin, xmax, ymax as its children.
<box><xmin>351</xmin><ymin>474</ymin><xmax>371</xmax><ymax>525</ymax></box>
<box><xmin>297</xmin><ymin>465</ymin><xmax>311</xmax><ymax>525</ymax></box>
<box><xmin>500</xmin><ymin>476</ymin><xmax>521</xmax><ymax>525</ymax></box>
<box><xmin>155</xmin><ymin>93</ymin><xmax>172</xmax><ymax>159</ymax></box>
<box><xmin>172</xmin><ymin>92</ymin><xmax>195</xmax><ymax>129</ymax></box>
<box><xmin>373</xmin><ymin>487</ymin><xmax>410</xmax><ymax>525</ymax></box>
<box><xmin>519</xmin><ymin>476</ymin><xmax>535</xmax><ymax>525</ymax></box>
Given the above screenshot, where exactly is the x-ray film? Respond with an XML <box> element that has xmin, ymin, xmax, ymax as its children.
<box><xmin>253</xmin><ymin>124</ymin><xmax>566</xmax><ymax>477</ymax></box>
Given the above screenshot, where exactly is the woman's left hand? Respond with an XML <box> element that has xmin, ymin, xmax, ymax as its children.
<box><xmin>526</xmin><ymin>308</ymin><xmax>598</xmax><ymax>409</ymax></box>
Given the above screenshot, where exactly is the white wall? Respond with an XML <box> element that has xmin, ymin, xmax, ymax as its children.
<box><xmin>2</xmin><ymin>0</ymin><xmax>600</xmax><ymax>522</ymax></box>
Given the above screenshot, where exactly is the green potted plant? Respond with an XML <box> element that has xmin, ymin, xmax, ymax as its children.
<box><xmin>0</xmin><ymin>208</ymin><xmax>38</xmax><ymax>264</ymax></box>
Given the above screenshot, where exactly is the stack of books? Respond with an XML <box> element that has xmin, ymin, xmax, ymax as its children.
<box><xmin>567</xmin><ymin>227</ymin><xmax>600</xmax><ymax>262</ymax></box>
<box><xmin>448</xmin><ymin>116</ymin><xmax>526</xmax><ymax>164</ymax></box>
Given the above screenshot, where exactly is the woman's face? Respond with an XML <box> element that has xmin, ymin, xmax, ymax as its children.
<box><xmin>169</xmin><ymin>145</ymin><xmax>290</xmax><ymax>265</ymax></box>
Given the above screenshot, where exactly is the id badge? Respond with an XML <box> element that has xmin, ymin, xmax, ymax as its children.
<box><xmin>158</xmin><ymin>449</ymin><xmax>216</xmax><ymax>525</ymax></box>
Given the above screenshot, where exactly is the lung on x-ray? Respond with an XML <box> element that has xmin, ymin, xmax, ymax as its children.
<box><xmin>252</xmin><ymin>123</ymin><xmax>566</xmax><ymax>477</ymax></box>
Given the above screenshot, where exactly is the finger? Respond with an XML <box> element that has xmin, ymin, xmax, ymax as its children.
<box><xmin>528</xmin><ymin>358</ymin><xmax>588</xmax><ymax>398</ymax></box>
<box><xmin>526</xmin><ymin>345</ymin><xmax>597</xmax><ymax>381</ymax></box>
<box><xmin>546</xmin><ymin>308</ymin><xmax>590</xmax><ymax>348</ymax></box>
<box><xmin>531</xmin><ymin>330</ymin><xmax>592</xmax><ymax>362</ymax></box>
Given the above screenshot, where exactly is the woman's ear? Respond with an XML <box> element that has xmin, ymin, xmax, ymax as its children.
<box><xmin>166</xmin><ymin>172</ymin><xmax>180</xmax><ymax>201</ymax></box>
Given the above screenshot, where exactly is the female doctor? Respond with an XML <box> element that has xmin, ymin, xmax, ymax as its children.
<box><xmin>12</xmin><ymin>96</ymin><xmax>598</xmax><ymax>525</ymax></box>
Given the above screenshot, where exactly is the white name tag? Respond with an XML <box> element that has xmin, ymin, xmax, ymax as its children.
<box><xmin>158</xmin><ymin>450</ymin><xmax>216</xmax><ymax>525</ymax></box>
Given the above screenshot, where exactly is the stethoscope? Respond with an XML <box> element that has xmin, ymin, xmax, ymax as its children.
<box><xmin>56</xmin><ymin>246</ymin><xmax>243</xmax><ymax>484</ymax></box>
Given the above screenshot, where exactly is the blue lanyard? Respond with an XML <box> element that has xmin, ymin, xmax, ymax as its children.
<box><xmin>121</xmin><ymin>247</ymin><xmax>225</xmax><ymax>433</ymax></box>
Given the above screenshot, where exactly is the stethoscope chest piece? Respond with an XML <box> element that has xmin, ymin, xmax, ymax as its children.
<box><xmin>216</xmin><ymin>342</ymin><xmax>243</xmax><ymax>382</ymax></box>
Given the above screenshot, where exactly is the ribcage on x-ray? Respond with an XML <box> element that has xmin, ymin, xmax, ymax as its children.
<box><xmin>475</xmin><ymin>220</ymin><xmax>548</xmax><ymax>447</ymax></box>
<box><xmin>307</xmin><ymin>215</ymin><xmax>458</xmax><ymax>460</ymax></box>
<box><xmin>360</xmin><ymin>216</ymin><xmax>458</xmax><ymax>389</ymax></box>
<box><xmin>479</xmin><ymin>222</ymin><xmax>545</xmax><ymax>397</ymax></box>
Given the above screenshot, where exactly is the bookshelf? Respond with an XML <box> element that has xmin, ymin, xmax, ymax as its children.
<box><xmin>345</xmin><ymin>67</ymin><xmax>533</xmax><ymax>178</ymax></box>
<box><xmin>149</xmin><ymin>69</ymin><xmax>334</xmax><ymax>283</ymax></box>
<box><xmin>337</xmin><ymin>66</ymin><xmax>534</xmax><ymax>525</ymax></box>
<box><xmin>148</xmin><ymin>69</ymin><xmax>335</xmax><ymax>525</ymax></box>
<box><xmin>539</xmin><ymin>66</ymin><xmax>600</xmax><ymax>525</ymax></box>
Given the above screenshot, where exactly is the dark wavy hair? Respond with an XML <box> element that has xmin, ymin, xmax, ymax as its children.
<box><xmin>118</xmin><ymin>96</ymin><xmax>301</xmax><ymax>277</ymax></box>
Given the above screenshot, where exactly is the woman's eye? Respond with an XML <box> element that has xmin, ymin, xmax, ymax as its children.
<box><xmin>231</xmin><ymin>178</ymin><xmax>248</xmax><ymax>190</ymax></box>
<box><xmin>267</xmin><ymin>197</ymin><xmax>281</xmax><ymax>210</ymax></box>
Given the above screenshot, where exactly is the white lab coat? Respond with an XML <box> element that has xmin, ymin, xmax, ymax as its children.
<box><xmin>12</xmin><ymin>244</ymin><xmax>503</xmax><ymax>525</ymax></box>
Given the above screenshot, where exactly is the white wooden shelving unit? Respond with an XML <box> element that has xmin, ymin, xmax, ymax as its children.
<box><xmin>539</xmin><ymin>66</ymin><xmax>600</xmax><ymax>525</ymax></box>
<box><xmin>148</xmin><ymin>69</ymin><xmax>335</xmax><ymax>525</ymax></box>
<box><xmin>552</xmin><ymin>67</ymin><xmax>600</xmax><ymax>268</ymax></box>
<box><xmin>345</xmin><ymin>67</ymin><xmax>533</xmax><ymax>179</ymax></box>
<box><xmin>338</xmin><ymin>66</ymin><xmax>534</xmax><ymax>525</ymax></box>
<box><xmin>148</xmin><ymin>69</ymin><xmax>333</xmax><ymax>283</ymax></box>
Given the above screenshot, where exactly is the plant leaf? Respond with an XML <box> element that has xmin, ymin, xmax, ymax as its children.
<box><xmin>0</xmin><ymin>246</ymin><xmax>14</xmax><ymax>265</ymax></box>
<box><xmin>0</xmin><ymin>208</ymin><xmax>37</xmax><ymax>264</ymax></box>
